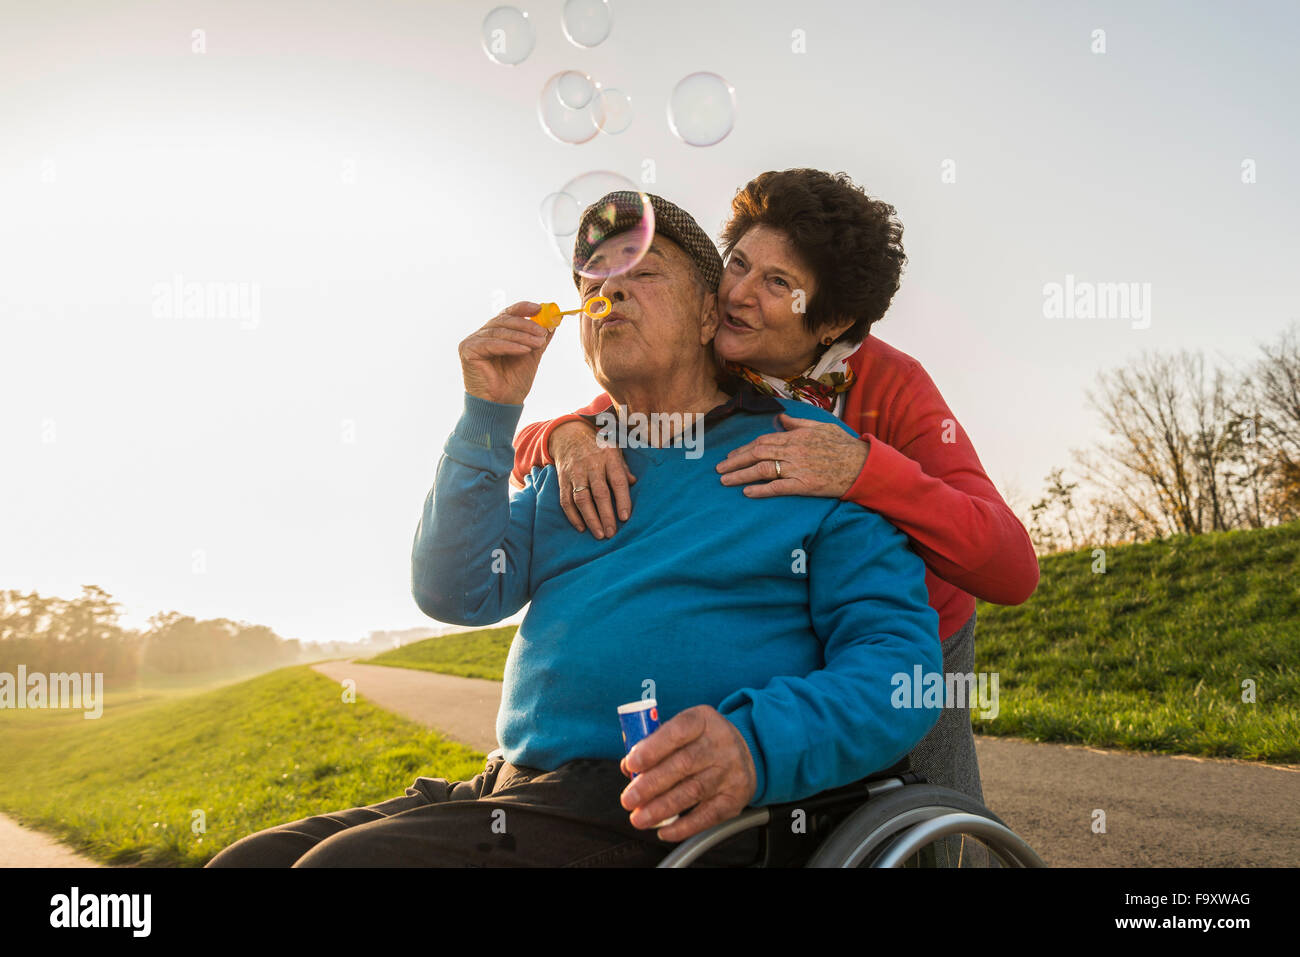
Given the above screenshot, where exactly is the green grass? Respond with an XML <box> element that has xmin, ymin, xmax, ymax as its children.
<box><xmin>0</xmin><ymin>665</ymin><xmax>486</xmax><ymax>866</ymax></box>
<box><xmin>378</xmin><ymin>524</ymin><xmax>1300</xmax><ymax>763</ymax></box>
<box><xmin>973</xmin><ymin>520</ymin><xmax>1300</xmax><ymax>762</ymax></box>
<box><xmin>362</xmin><ymin>625</ymin><xmax>516</xmax><ymax>680</ymax></box>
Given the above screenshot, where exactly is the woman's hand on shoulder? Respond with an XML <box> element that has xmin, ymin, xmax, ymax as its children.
<box><xmin>716</xmin><ymin>412</ymin><xmax>869</xmax><ymax>499</ymax></box>
<box><xmin>551</xmin><ymin>420</ymin><xmax>636</xmax><ymax>538</ymax></box>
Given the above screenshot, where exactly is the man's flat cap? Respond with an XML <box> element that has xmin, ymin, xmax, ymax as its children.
<box><xmin>572</xmin><ymin>191</ymin><xmax>723</xmax><ymax>291</ymax></box>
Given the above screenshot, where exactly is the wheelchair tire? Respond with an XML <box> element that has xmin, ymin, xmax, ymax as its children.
<box><xmin>804</xmin><ymin>784</ymin><xmax>1044</xmax><ymax>868</ymax></box>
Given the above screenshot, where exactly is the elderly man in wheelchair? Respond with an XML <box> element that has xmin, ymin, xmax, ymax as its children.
<box><xmin>208</xmin><ymin>193</ymin><xmax>1043</xmax><ymax>868</ymax></box>
<box><xmin>413</xmin><ymin>193</ymin><xmax>1042</xmax><ymax>869</ymax></box>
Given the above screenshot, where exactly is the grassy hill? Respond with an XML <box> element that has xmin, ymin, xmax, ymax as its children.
<box><xmin>973</xmin><ymin>519</ymin><xmax>1298</xmax><ymax>760</ymax></box>
<box><xmin>363</xmin><ymin>625</ymin><xmax>516</xmax><ymax>680</ymax></box>
<box><xmin>378</xmin><ymin>521</ymin><xmax>1300</xmax><ymax>762</ymax></box>
<box><xmin>0</xmin><ymin>665</ymin><xmax>485</xmax><ymax>866</ymax></box>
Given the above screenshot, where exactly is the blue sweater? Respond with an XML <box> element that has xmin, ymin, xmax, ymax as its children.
<box><xmin>412</xmin><ymin>389</ymin><xmax>943</xmax><ymax>806</ymax></box>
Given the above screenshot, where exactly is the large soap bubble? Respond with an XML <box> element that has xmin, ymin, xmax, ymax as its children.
<box><xmin>667</xmin><ymin>72</ymin><xmax>736</xmax><ymax>146</ymax></box>
<box><xmin>541</xmin><ymin>171</ymin><xmax>654</xmax><ymax>281</ymax></box>
<box><xmin>562</xmin><ymin>0</ymin><xmax>612</xmax><ymax>48</ymax></box>
<box><xmin>481</xmin><ymin>7</ymin><xmax>535</xmax><ymax>66</ymax></box>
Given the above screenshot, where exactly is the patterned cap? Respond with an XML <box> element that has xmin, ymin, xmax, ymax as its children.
<box><xmin>572</xmin><ymin>191</ymin><xmax>723</xmax><ymax>291</ymax></box>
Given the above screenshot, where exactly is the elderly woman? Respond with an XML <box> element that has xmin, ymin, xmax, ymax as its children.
<box><xmin>511</xmin><ymin>168</ymin><xmax>1039</xmax><ymax>807</ymax></box>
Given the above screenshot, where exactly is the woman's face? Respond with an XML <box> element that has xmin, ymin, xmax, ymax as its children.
<box><xmin>715</xmin><ymin>225</ymin><xmax>842</xmax><ymax>379</ymax></box>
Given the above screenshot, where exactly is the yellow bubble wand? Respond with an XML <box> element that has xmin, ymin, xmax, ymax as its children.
<box><xmin>528</xmin><ymin>296</ymin><xmax>612</xmax><ymax>331</ymax></box>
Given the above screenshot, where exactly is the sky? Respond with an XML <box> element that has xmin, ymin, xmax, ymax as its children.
<box><xmin>2</xmin><ymin>0</ymin><xmax>1297</xmax><ymax>645</ymax></box>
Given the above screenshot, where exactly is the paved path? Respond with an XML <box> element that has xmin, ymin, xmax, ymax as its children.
<box><xmin>976</xmin><ymin>737</ymin><xmax>1299</xmax><ymax>867</ymax></box>
<box><xmin>312</xmin><ymin>659</ymin><xmax>1300</xmax><ymax>867</ymax></box>
<box><xmin>0</xmin><ymin>813</ymin><xmax>101</xmax><ymax>868</ymax></box>
<box><xmin>311</xmin><ymin>659</ymin><xmax>502</xmax><ymax>753</ymax></box>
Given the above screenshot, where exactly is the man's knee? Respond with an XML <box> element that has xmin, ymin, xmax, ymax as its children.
<box><xmin>205</xmin><ymin>799</ymin><xmax>416</xmax><ymax>868</ymax></box>
<box><xmin>291</xmin><ymin>805</ymin><xmax>492</xmax><ymax>867</ymax></box>
<box><xmin>206</xmin><ymin>826</ymin><xmax>318</xmax><ymax>868</ymax></box>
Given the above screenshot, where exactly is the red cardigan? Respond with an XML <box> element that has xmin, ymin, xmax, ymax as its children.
<box><xmin>510</xmin><ymin>334</ymin><xmax>1040</xmax><ymax>641</ymax></box>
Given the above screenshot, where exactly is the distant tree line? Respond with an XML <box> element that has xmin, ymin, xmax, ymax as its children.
<box><xmin>299</xmin><ymin>628</ymin><xmax>450</xmax><ymax>661</ymax></box>
<box><xmin>0</xmin><ymin>585</ymin><xmax>300</xmax><ymax>686</ymax></box>
<box><xmin>1021</xmin><ymin>323</ymin><xmax>1300</xmax><ymax>553</ymax></box>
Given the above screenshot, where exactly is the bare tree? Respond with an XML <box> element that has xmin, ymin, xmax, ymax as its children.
<box><xmin>1072</xmin><ymin>351</ymin><xmax>1194</xmax><ymax>538</ymax></box>
<box><xmin>1023</xmin><ymin>330</ymin><xmax>1300</xmax><ymax>554</ymax></box>
<box><xmin>1070</xmin><ymin>350</ymin><xmax>1264</xmax><ymax>538</ymax></box>
<box><xmin>1243</xmin><ymin>322</ymin><xmax>1300</xmax><ymax>523</ymax></box>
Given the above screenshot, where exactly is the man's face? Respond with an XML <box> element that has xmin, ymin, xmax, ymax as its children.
<box><xmin>576</xmin><ymin>234</ymin><xmax>720</xmax><ymax>394</ymax></box>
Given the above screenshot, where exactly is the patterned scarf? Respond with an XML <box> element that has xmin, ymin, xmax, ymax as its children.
<box><xmin>725</xmin><ymin>339</ymin><xmax>861</xmax><ymax>415</ymax></box>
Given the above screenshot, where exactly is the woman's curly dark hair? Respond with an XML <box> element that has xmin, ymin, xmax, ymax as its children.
<box><xmin>719</xmin><ymin>169</ymin><xmax>906</xmax><ymax>344</ymax></box>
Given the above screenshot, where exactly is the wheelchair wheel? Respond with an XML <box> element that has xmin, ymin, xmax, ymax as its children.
<box><xmin>803</xmin><ymin>784</ymin><xmax>1045</xmax><ymax>868</ymax></box>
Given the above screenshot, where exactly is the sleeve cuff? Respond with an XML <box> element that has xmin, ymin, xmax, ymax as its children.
<box><xmin>841</xmin><ymin>434</ymin><xmax>906</xmax><ymax>506</ymax></box>
<box><xmin>538</xmin><ymin>413</ymin><xmax>591</xmax><ymax>466</ymax></box>
<box><xmin>719</xmin><ymin>702</ymin><xmax>768</xmax><ymax>808</ymax></box>
<box><xmin>454</xmin><ymin>392</ymin><xmax>525</xmax><ymax>451</ymax></box>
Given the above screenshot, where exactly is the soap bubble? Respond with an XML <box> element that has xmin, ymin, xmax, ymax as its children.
<box><xmin>539</xmin><ymin>191</ymin><xmax>580</xmax><ymax>238</ymax></box>
<box><xmin>539</xmin><ymin>71</ymin><xmax>606</xmax><ymax>145</ymax></box>
<box><xmin>575</xmin><ymin>194</ymin><xmax>655</xmax><ymax>281</ymax></box>
<box><xmin>562</xmin><ymin>0</ymin><xmax>612</xmax><ymax>48</ymax></box>
<box><xmin>542</xmin><ymin>171</ymin><xmax>654</xmax><ymax>281</ymax></box>
<box><xmin>556</xmin><ymin>71</ymin><xmax>595</xmax><ymax>109</ymax></box>
<box><xmin>596</xmin><ymin>89</ymin><xmax>633</xmax><ymax>134</ymax></box>
<box><xmin>481</xmin><ymin>7</ymin><xmax>535</xmax><ymax>66</ymax></box>
<box><xmin>667</xmin><ymin>72</ymin><xmax>736</xmax><ymax>146</ymax></box>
